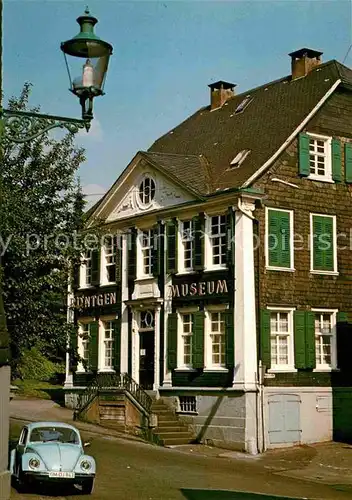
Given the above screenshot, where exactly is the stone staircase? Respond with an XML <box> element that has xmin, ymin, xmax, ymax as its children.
<box><xmin>151</xmin><ymin>399</ymin><xmax>194</xmax><ymax>446</ymax></box>
<box><xmin>98</xmin><ymin>396</ymin><xmax>126</xmax><ymax>431</ymax></box>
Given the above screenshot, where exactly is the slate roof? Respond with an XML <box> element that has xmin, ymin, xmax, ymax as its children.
<box><xmin>148</xmin><ymin>60</ymin><xmax>352</xmax><ymax>195</ymax></box>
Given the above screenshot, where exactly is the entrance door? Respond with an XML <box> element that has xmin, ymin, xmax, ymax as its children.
<box><xmin>139</xmin><ymin>331</ymin><xmax>155</xmax><ymax>389</ymax></box>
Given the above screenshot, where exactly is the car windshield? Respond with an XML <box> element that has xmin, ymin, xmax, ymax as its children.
<box><xmin>29</xmin><ymin>426</ymin><xmax>80</xmax><ymax>444</ymax></box>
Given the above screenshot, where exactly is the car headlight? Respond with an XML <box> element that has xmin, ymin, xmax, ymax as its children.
<box><xmin>80</xmin><ymin>460</ymin><xmax>91</xmax><ymax>471</ymax></box>
<box><xmin>29</xmin><ymin>458</ymin><xmax>40</xmax><ymax>469</ymax></box>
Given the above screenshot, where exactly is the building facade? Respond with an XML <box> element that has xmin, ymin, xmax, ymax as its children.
<box><xmin>65</xmin><ymin>48</ymin><xmax>352</xmax><ymax>453</ymax></box>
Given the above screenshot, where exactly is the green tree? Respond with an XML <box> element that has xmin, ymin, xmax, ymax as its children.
<box><xmin>0</xmin><ymin>83</ymin><xmax>86</xmax><ymax>372</ymax></box>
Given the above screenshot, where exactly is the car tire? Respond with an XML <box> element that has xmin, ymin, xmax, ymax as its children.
<box><xmin>81</xmin><ymin>477</ymin><xmax>95</xmax><ymax>495</ymax></box>
<box><xmin>16</xmin><ymin>464</ymin><xmax>28</xmax><ymax>494</ymax></box>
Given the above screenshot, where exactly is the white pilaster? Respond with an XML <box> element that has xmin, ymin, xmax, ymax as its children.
<box><xmin>233</xmin><ymin>198</ymin><xmax>257</xmax><ymax>391</ymax></box>
<box><xmin>163</xmin><ymin>276</ymin><xmax>172</xmax><ymax>387</ymax></box>
<box><xmin>120</xmin><ymin>234</ymin><xmax>129</xmax><ymax>374</ymax></box>
<box><xmin>154</xmin><ymin>306</ymin><xmax>161</xmax><ymax>389</ymax></box>
<box><xmin>131</xmin><ymin>309</ymin><xmax>139</xmax><ymax>384</ymax></box>
<box><xmin>64</xmin><ymin>282</ymin><xmax>74</xmax><ymax>389</ymax></box>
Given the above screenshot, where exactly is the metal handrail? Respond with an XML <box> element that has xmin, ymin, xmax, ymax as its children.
<box><xmin>74</xmin><ymin>372</ymin><xmax>152</xmax><ymax>420</ymax></box>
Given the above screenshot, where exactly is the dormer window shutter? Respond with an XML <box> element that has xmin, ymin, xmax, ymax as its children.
<box><xmin>345</xmin><ymin>143</ymin><xmax>352</xmax><ymax>183</ymax></box>
<box><xmin>166</xmin><ymin>219</ymin><xmax>178</xmax><ymax>275</ymax></box>
<box><xmin>332</xmin><ymin>138</ymin><xmax>342</xmax><ymax>182</ymax></box>
<box><xmin>299</xmin><ymin>133</ymin><xmax>310</xmax><ymax>177</ymax></box>
<box><xmin>192</xmin><ymin>213</ymin><xmax>205</xmax><ymax>271</ymax></box>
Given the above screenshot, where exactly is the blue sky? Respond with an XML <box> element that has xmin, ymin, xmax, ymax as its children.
<box><xmin>4</xmin><ymin>0</ymin><xmax>352</xmax><ymax>204</ymax></box>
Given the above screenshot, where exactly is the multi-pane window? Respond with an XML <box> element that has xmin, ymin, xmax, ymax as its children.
<box><xmin>103</xmin><ymin>321</ymin><xmax>114</xmax><ymax>369</ymax></box>
<box><xmin>103</xmin><ymin>236</ymin><xmax>116</xmax><ymax>283</ymax></box>
<box><xmin>80</xmin><ymin>324</ymin><xmax>90</xmax><ymax>366</ymax></box>
<box><xmin>210</xmin><ymin>215</ymin><xmax>227</xmax><ymax>266</ymax></box>
<box><xmin>314</xmin><ymin>312</ymin><xmax>335</xmax><ymax>368</ymax></box>
<box><xmin>139</xmin><ymin>177</ymin><xmax>156</xmax><ymax>205</ymax></box>
<box><xmin>141</xmin><ymin>230</ymin><xmax>153</xmax><ymax>276</ymax></box>
<box><xmin>309</xmin><ymin>138</ymin><xmax>328</xmax><ymax>177</ymax></box>
<box><xmin>84</xmin><ymin>250</ymin><xmax>92</xmax><ymax>285</ymax></box>
<box><xmin>181</xmin><ymin>220</ymin><xmax>193</xmax><ymax>271</ymax></box>
<box><xmin>140</xmin><ymin>310</ymin><xmax>154</xmax><ymax>331</ymax></box>
<box><xmin>181</xmin><ymin>314</ymin><xmax>193</xmax><ymax>367</ymax></box>
<box><xmin>210</xmin><ymin>311</ymin><xmax>225</xmax><ymax>366</ymax></box>
<box><xmin>270</xmin><ymin>311</ymin><xmax>291</xmax><ymax>367</ymax></box>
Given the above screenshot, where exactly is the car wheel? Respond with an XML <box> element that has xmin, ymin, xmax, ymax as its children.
<box><xmin>81</xmin><ymin>477</ymin><xmax>95</xmax><ymax>495</ymax></box>
<box><xmin>16</xmin><ymin>464</ymin><xmax>28</xmax><ymax>493</ymax></box>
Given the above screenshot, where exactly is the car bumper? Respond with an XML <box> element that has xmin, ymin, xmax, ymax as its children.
<box><xmin>23</xmin><ymin>471</ymin><xmax>95</xmax><ymax>483</ymax></box>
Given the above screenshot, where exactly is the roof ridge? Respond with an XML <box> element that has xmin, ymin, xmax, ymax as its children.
<box><xmin>143</xmin><ymin>151</ymin><xmax>202</xmax><ymax>159</ymax></box>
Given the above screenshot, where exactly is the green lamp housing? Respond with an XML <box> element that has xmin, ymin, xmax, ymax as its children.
<box><xmin>61</xmin><ymin>8</ymin><xmax>113</xmax><ymax>122</ymax></box>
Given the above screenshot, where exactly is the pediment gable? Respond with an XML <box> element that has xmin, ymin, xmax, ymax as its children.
<box><xmin>93</xmin><ymin>154</ymin><xmax>198</xmax><ymax>223</ymax></box>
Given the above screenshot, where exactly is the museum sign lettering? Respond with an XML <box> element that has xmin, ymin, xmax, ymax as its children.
<box><xmin>71</xmin><ymin>292</ymin><xmax>117</xmax><ymax>310</ymax></box>
<box><xmin>169</xmin><ymin>279</ymin><xmax>228</xmax><ymax>298</ymax></box>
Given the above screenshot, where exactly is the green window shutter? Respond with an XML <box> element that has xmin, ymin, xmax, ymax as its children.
<box><xmin>72</xmin><ymin>263</ymin><xmax>80</xmax><ymax>290</ymax></box>
<box><xmin>193</xmin><ymin>311</ymin><xmax>205</xmax><ymax>369</ymax></box>
<box><xmin>337</xmin><ymin>311</ymin><xmax>349</xmax><ymax>323</ymax></box>
<box><xmin>312</xmin><ymin>215</ymin><xmax>334</xmax><ymax>271</ymax></box>
<box><xmin>226</xmin><ymin>207</ymin><xmax>235</xmax><ymax>270</ymax></box>
<box><xmin>166</xmin><ymin>219</ymin><xmax>178</xmax><ymax>274</ymax></box>
<box><xmin>167</xmin><ymin>313</ymin><xmax>178</xmax><ymax>370</ymax></box>
<box><xmin>112</xmin><ymin>319</ymin><xmax>121</xmax><ymax>373</ymax></box>
<box><xmin>345</xmin><ymin>143</ymin><xmax>352</xmax><ymax>183</ymax></box>
<box><xmin>260</xmin><ymin>309</ymin><xmax>271</xmax><ymax>369</ymax></box>
<box><xmin>294</xmin><ymin>310</ymin><xmax>306</xmax><ymax>369</ymax></box>
<box><xmin>299</xmin><ymin>133</ymin><xmax>310</xmax><ymax>176</ymax></box>
<box><xmin>89</xmin><ymin>322</ymin><xmax>99</xmax><ymax>372</ymax></box>
<box><xmin>305</xmin><ymin>311</ymin><xmax>316</xmax><ymax>370</ymax></box>
<box><xmin>91</xmin><ymin>249</ymin><xmax>100</xmax><ymax>286</ymax></box>
<box><xmin>332</xmin><ymin>138</ymin><xmax>342</xmax><ymax>182</ymax></box>
<box><xmin>268</xmin><ymin>210</ymin><xmax>291</xmax><ymax>268</ymax></box>
<box><xmin>152</xmin><ymin>224</ymin><xmax>162</xmax><ymax>277</ymax></box>
<box><xmin>127</xmin><ymin>228</ymin><xmax>137</xmax><ymax>281</ymax></box>
<box><xmin>192</xmin><ymin>214</ymin><xmax>205</xmax><ymax>271</ymax></box>
<box><xmin>69</xmin><ymin>327</ymin><xmax>78</xmax><ymax>371</ymax></box>
<box><xmin>115</xmin><ymin>237</ymin><xmax>122</xmax><ymax>284</ymax></box>
<box><xmin>224</xmin><ymin>309</ymin><xmax>234</xmax><ymax>368</ymax></box>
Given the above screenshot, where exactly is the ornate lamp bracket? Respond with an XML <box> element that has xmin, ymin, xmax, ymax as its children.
<box><xmin>2</xmin><ymin>109</ymin><xmax>90</xmax><ymax>144</ymax></box>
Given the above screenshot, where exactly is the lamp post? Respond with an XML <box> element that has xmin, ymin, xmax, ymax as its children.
<box><xmin>0</xmin><ymin>5</ymin><xmax>112</xmax><ymax>498</ymax></box>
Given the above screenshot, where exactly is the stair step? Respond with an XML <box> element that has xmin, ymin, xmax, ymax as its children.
<box><xmin>159</xmin><ymin>437</ymin><xmax>193</xmax><ymax>446</ymax></box>
<box><xmin>154</xmin><ymin>427</ymin><xmax>190</xmax><ymax>434</ymax></box>
<box><xmin>99</xmin><ymin>400</ymin><xmax>125</xmax><ymax>406</ymax></box>
<box><xmin>100</xmin><ymin>422</ymin><xmax>126</xmax><ymax>431</ymax></box>
<box><xmin>157</xmin><ymin>415</ymin><xmax>180</xmax><ymax>423</ymax></box>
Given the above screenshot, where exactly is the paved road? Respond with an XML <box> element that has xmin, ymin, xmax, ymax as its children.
<box><xmin>9</xmin><ymin>422</ymin><xmax>352</xmax><ymax>500</ymax></box>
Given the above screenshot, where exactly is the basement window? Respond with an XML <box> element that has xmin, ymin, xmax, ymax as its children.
<box><xmin>230</xmin><ymin>149</ymin><xmax>251</xmax><ymax>168</ymax></box>
<box><xmin>234</xmin><ymin>96</ymin><xmax>253</xmax><ymax>114</ymax></box>
<box><xmin>178</xmin><ymin>396</ymin><xmax>197</xmax><ymax>413</ymax></box>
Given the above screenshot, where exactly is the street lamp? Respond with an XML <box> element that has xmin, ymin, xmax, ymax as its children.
<box><xmin>61</xmin><ymin>7</ymin><xmax>113</xmax><ymax>124</ymax></box>
<box><xmin>0</xmin><ymin>6</ymin><xmax>112</xmax><ymax>499</ymax></box>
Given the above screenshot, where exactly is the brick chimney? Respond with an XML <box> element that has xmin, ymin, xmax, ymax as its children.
<box><xmin>208</xmin><ymin>80</ymin><xmax>236</xmax><ymax>110</ymax></box>
<box><xmin>289</xmin><ymin>48</ymin><xmax>323</xmax><ymax>80</ymax></box>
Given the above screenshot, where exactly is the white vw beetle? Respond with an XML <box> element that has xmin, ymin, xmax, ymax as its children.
<box><xmin>10</xmin><ymin>421</ymin><xmax>96</xmax><ymax>494</ymax></box>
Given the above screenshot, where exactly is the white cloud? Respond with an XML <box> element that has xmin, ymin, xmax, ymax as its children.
<box><xmin>78</xmin><ymin>118</ymin><xmax>103</xmax><ymax>142</ymax></box>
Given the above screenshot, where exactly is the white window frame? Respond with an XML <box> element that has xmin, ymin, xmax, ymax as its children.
<box><xmin>136</xmin><ymin>229</ymin><xmax>153</xmax><ymax>278</ymax></box>
<box><xmin>312</xmin><ymin>308</ymin><xmax>337</xmax><ymax>371</ymax></box>
<box><xmin>309</xmin><ymin>213</ymin><xmax>338</xmax><ymax>275</ymax></box>
<box><xmin>265</xmin><ymin>207</ymin><xmax>295</xmax><ymax>272</ymax></box>
<box><xmin>178</xmin><ymin>220</ymin><xmax>194</xmax><ymax>274</ymax></box>
<box><xmin>267</xmin><ymin>307</ymin><xmax>296</xmax><ymax>373</ymax></box>
<box><xmin>307</xmin><ymin>132</ymin><xmax>332</xmax><ymax>183</ymax></box>
<box><xmin>204</xmin><ymin>305</ymin><xmax>228</xmax><ymax>371</ymax></box>
<box><xmin>204</xmin><ymin>214</ymin><xmax>227</xmax><ymax>271</ymax></box>
<box><xmin>100</xmin><ymin>236</ymin><xmax>116</xmax><ymax>285</ymax></box>
<box><xmin>98</xmin><ymin>318</ymin><xmax>115</xmax><ymax>372</ymax></box>
<box><xmin>79</xmin><ymin>250</ymin><xmax>93</xmax><ymax>288</ymax></box>
<box><xmin>176</xmin><ymin>307</ymin><xmax>198</xmax><ymax>370</ymax></box>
